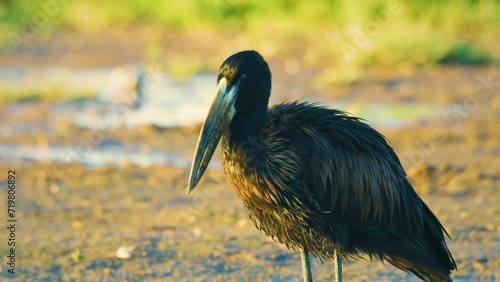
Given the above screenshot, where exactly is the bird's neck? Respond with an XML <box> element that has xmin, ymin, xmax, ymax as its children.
<box><xmin>227</xmin><ymin>106</ymin><xmax>267</xmax><ymax>148</ymax></box>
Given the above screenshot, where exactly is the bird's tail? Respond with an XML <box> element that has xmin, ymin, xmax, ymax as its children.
<box><xmin>383</xmin><ymin>225</ymin><xmax>456</xmax><ymax>281</ymax></box>
<box><xmin>385</xmin><ymin>253</ymin><xmax>452</xmax><ymax>282</ymax></box>
<box><xmin>353</xmin><ymin>232</ymin><xmax>455</xmax><ymax>281</ymax></box>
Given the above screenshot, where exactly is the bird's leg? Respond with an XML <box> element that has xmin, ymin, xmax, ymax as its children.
<box><xmin>300</xmin><ymin>246</ymin><xmax>313</xmax><ymax>282</ymax></box>
<box><xmin>334</xmin><ymin>249</ymin><xmax>342</xmax><ymax>282</ymax></box>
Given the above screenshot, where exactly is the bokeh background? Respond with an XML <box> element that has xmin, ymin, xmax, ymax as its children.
<box><xmin>0</xmin><ymin>0</ymin><xmax>499</xmax><ymax>281</ymax></box>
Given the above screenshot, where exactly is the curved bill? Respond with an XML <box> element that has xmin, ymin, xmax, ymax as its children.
<box><xmin>187</xmin><ymin>75</ymin><xmax>245</xmax><ymax>193</ymax></box>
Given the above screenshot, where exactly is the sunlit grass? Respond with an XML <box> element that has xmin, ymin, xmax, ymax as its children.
<box><xmin>0</xmin><ymin>0</ymin><xmax>498</xmax><ymax>72</ymax></box>
<box><xmin>164</xmin><ymin>56</ymin><xmax>210</xmax><ymax>79</ymax></box>
<box><xmin>0</xmin><ymin>88</ymin><xmax>95</xmax><ymax>103</ymax></box>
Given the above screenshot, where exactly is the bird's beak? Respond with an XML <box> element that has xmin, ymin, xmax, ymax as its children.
<box><xmin>188</xmin><ymin>75</ymin><xmax>245</xmax><ymax>193</ymax></box>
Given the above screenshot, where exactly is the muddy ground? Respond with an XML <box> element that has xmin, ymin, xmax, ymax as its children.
<box><xmin>0</xmin><ymin>31</ymin><xmax>499</xmax><ymax>281</ymax></box>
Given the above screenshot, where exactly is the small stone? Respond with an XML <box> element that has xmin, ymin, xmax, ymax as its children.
<box><xmin>49</xmin><ymin>184</ymin><xmax>60</xmax><ymax>194</ymax></box>
<box><xmin>192</xmin><ymin>227</ymin><xmax>202</xmax><ymax>237</ymax></box>
<box><xmin>237</xmin><ymin>218</ymin><xmax>247</xmax><ymax>227</ymax></box>
<box><xmin>72</xmin><ymin>220</ymin><xmax>83</xmax><ymax>229</ymax></box>
<box><xmin>116</xmin><ymin>245</ymin><xmax>135</xmax><ymax>259</ymax></box>
<box><xmin>459</xmin><ymin>211</ymin><xmax>468</xmax><ymax>219</ymax></box>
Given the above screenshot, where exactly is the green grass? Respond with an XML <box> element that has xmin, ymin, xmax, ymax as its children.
<box><xmin>0</xmin><ymin>89</ymin><xmax>95</xmax><ymax>103</ymax></box>
<box><xmin>0</xmin><ymin>0</ymin><xmax>498</xmax><ymax>70</ymax></box>
<box><xmin>438</xmin><ymin>42</ymin><xmax>493</xmax><ymax>65</ymax></box>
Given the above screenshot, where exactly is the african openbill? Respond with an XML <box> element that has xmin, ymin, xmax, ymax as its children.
<box><xmin>188</xmin><ymin>50</ymin><xmax>456</xmax><ymax>281</ymax></box>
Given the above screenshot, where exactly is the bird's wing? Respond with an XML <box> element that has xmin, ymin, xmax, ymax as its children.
<box><xmin>265</xmin><ymin>102</ymin><xmax>439</xmax><ymax>237</ymax></box>
<box><xmin>258</xmin><ymin>102</ymin><xmax>455</xmax><ymax>277</ymax></box>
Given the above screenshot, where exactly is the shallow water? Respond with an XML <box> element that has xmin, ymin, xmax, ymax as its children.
<box><xmin>1</xmin><ymin>66</ymin><xmax>446</xmax><ymax>168</ymax></box>
<box><xmin>0</xmin><ymin>143</ymin><xmax>226</xmax><ymax>169</ymax></box>
<box><xmin>2</xmin><ymin>66</ymin><xmax>447</xmax><ymax>129</ymax></box>
<box><xmin>328</xmin><ymin>101</ymin><xmax>444</xmax><ymax>129</ymax></box>
<box><xmin>0</xmin><ymin>144</ymin><xmax>188</xmax><ymax>168</ymax></box>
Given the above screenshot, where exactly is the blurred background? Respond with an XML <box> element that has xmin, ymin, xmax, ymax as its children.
<box><xmin>0</xmin><ymin>0</ymin><xmax>499</xmax><ymax>281</ymax></box>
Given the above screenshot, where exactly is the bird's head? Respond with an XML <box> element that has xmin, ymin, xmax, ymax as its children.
<box><xmin>188</xmin><ymin>50</ymin><xmax>271</xmax><ymax>192</ymax></box>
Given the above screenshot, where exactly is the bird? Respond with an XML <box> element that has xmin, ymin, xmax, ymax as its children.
<box><xmin>187</xmin><ymin>50</ymin><xmax>456</xmax><ymax>282</ymax></box>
